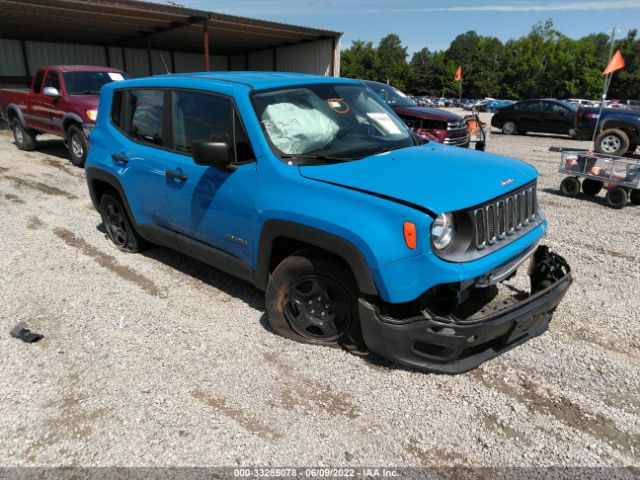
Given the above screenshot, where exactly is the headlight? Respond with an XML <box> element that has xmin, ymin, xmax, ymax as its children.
<box><xmin>86</xmin><ymin>109</ymin><xmax>98</xmax><ymax>122</ymax></box>
<box><xmin>431</xmin><ymin>213</ymin><xmax>455</xmax><ymax>250</ymax></box>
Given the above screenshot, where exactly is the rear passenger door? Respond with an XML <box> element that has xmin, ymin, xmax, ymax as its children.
<box><xmin>163</xmin><ymin>89</ymin><xmax>257</xmax><ymax>264</ymax></box>
<box><xmin>110</xmin><ymin>89</ymin><xmax>172</xmax><ymax>227</ymax></box>
<box><xmin>541</xmin><ymin>101</ymin><xmax>574</xmax><ymax>134</ymax></box>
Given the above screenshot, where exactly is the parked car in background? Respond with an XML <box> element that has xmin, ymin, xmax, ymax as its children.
<box><xmin>566</xmin><ymin>98</ymin><xmax>598</xmax><ymax>108</ymax></box>
<box><xmin>486</xmin><ymin>100</ymin><xmax>515</xmax><ymax>112</ymax></box>
<box><xmin>574</xmin><ymin>106</ymin><xmax>640</xmax><ymax>156</ymax></box>
<box><xmin>0</xmin><ymin>65</ymin><xmax>128</xmax><ymax>166</ymax></box>
<box><xmin>86</xmin><ymin>72</ymin><xmax>571</xmax><ymax>373</ymax></box>
<box><xmin>463</xmin><ymin>99</ymin><xmax>494</xmax><ymax>112</ymax></box>
<box><xmin>362</xmin><ymin>80</ymin><xmax>469</xmax><ymax>147</ymax></box>
<box><xmin>491</xmin><ymin>99</ymin><xmax>577</xmax><ymax>137</ymax></box>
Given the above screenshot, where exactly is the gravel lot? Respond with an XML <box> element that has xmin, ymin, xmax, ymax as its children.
<box><xmin>0</xmin><ymin>112</ymin><xmax>638</xmax><ymax>470</ymax></box>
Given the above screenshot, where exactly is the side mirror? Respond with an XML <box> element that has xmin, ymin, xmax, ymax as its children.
<box><xmin>192</xmin><ymin>141</ymin><xmax>236</xmax><ymax>171</ymax></box>
<box><xmin>43</xmin><ymin>86</ymin><xmax>60</xmax><ymax>97</ymax></box>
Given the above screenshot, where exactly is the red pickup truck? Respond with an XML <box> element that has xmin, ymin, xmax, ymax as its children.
<box><xmin>0</xmin><ymin>65</ymin><xmax>127</xmax><ymax>167</ymax></box>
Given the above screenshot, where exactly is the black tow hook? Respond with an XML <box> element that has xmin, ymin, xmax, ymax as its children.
<box><xmin>530</xmin><ymin>246</ymin><xmax>571</xmax><ymax>293</ymax></box>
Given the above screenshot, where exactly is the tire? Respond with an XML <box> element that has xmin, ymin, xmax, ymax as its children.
<box><xmin>581</xmin><ymin>178</ymin><xmax>603</xmax><ymax>197</ymax></box>
<box><xmin>560</xmin><ymin>177</ymin><xmax>580</xmax><ymax>197</ymax></box>
<box><xmin>99</xmin><ymin>193</ymin><xmax>146</xmax><ymax>253</ymax></box>
<box><xmin>265</xmin><ymin>252</ymin><xmax>364</xmax><ymax>352</ymax></box>
<box><xmin>605</xmin><ymin>186</ymin><xmax>628</xmax><ymax>209</ymax></box>
<box><xmin>595</xmin><ymin>128</ymin><xmax>629</xmax><ymax>156</ymax></box>
<box><xmin>66</xmin><ymin>125</ymin><xmax>88</xmax><ymax>167</ymax></box>
<box><xmin>630</xmin><ymin>189</ymin><xmax>640</xmax><ymax>206</ymax></box>
<box><xmin>502</xmin><ymin>120</ymin><xmax>517</xmax><ymax>135</ymax></box>
<box><xmin>11</xmin><ymin>118</ymin><xmax>37</xmax><ymax>151</ymax></box>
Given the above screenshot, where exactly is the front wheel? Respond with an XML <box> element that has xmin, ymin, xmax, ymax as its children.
<box><xmin>502</xmin><ymin>120</ymin><xmax>517</xmax><ymax>135</ymax></box>
<box><xmin>630</xmin><ymin>189</ymin><xmax>640</xmax><ymax>206</ymax></box>
<box><xmin>67</xmin><ymin>125</ymin><xmax>88</xmax><ymax>167</ymax></box>
<box><xmin>12</xmin><ymin>118</ymin><xmax>37</xmax><ymax>151</ymax></box>
<box><xmin>265</xmin><ymin>253</ymin><xmax>363</xmax><ymax>351</ymax></box>
<box><xmin>560</xmin><ymin>177</ymin><xmax>580</xmax><ymax>197</ymax></box>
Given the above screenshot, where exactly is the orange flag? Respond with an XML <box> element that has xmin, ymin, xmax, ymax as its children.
<box><xmin>603</xmin><ymin>49</ymin><xmax>625</xmax><ymax>75</ymax></box>
<box><xmin>454</xmin><ymin>66</ymin><xmax>462</xmax><ymax>81</ymax></box>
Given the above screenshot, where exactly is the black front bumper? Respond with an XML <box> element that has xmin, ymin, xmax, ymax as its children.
<box><xmin>359</xmin><ymin>246</ymin><xmax>572</xmax><ymax>374</ymax></box>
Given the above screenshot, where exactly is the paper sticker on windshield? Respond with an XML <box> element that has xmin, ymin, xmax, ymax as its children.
<box><xmin>108</xmin><ymin>72</ymin><xmax>125</xmax><ymax>81</ymax></box>
<box><xmin>327</xmin><ymin>98</ymin><xmax>350</xmax><ymax>114</ymax></box>
<box><xmin>366</xmin><ymin>112</ymin><xmax>402</xmax><ymax>134</ymax></box>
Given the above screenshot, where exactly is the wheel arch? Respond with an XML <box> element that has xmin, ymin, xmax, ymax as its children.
<box><xmin>255</xmin><ymin>220</ymin><xmax>379</xmax><ymax>296</ymax></box>
<box><xmin>85</xmin><ymin>168</ymin><xmax>136</xmax><ymax>224</ymax></box>
<box><xmin>7</xmin><ymin>104</ymin><xmax>26</xmax><ymax>126</ymax></box>
<box><xmin>600</xmin><ymin>121</ymin><xmax>639</xmax><ymax>142</ymax></box>
<box><xmin>62</xmin><ymin>113</ymin><xmax>84</xmax><ymax>136</ymax></box>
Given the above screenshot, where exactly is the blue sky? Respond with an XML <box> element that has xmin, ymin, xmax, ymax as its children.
<box><xmin>167</xmin><ymin>0</ymin><xmax>640</xmax><ymax>54</ymax></box>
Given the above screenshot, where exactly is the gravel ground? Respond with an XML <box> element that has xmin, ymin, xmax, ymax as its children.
<box><xmin>0</xmin><ymin>113</ymin><xmax>638</xmax><ymax>469</ymax></box>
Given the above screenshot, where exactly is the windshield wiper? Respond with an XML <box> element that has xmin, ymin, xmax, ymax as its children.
<box><xmin>281</xmin><ymin>154</ymin><xmax>353</xmax><ymax>165</ymax></box>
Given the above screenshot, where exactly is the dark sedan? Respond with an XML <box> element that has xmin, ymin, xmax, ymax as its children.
<box><xmin>491</xmin><ymin>99</ymin><xmax>577</xmax><ymax>136</ymax></box>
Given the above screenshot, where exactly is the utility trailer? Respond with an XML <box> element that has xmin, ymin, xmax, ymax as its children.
<box><xmin>559</xmin><ymin>150</ymin><xmax>640</xmax><ymax>208</ymax></box>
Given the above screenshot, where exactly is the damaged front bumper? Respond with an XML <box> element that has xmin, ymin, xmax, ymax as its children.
<box><xmin>359</xmin><ymin>246</ymin><xmax>572</xmax><ymax>374</ymax></box>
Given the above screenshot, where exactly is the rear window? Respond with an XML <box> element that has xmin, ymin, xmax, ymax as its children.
<box><xmin>63</xmin><ymin>71</ymin><xmax>127</xmax><ymax>95</ymax></box>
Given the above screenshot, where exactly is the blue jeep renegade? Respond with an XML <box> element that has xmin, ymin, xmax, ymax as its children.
<box><xmin>85</xmin><ymin>72</ymin><xmax>572</xmax><ymax>373</ymax></box>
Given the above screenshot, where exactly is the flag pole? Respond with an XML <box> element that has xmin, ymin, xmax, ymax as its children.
<box><xmin>591</xmin><ymin>27</ymin><xmax>618</xmax><ymax>148</ymax></box>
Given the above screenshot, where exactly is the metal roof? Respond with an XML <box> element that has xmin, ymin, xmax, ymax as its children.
<box><xmin>0</xmin><ymin>0</ymin><xmax>342</xmax><ymax>55</ymax></box>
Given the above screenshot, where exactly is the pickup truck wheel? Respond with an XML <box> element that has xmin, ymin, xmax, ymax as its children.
<box><xmin>595</xmin><ymin>129</ymin><xmax>629</xmax><ymax>156</ymax></box>
<box><xmin>266</xmin><ymin>253</ymin><xmax>363</xmax><ymax>351</ymax></box>
<box><xmin>605</xmin><ymin>186</ymin><xmax>628</xmax><ymax>209</ymax></box>
<box><xmin>12</xmin><ymin>119</ymin><xmax>37</xmax><ymax>151</ymax></box>
<box><xmin>67</xmin><ymin>125</ymin><xmax>88</xmax><ymax>167</ymax></box>
<box><xmin>581</xmin><ymin>178</ymin><xmax>602</xmax><ymax>196</ymax></box>
<box><xmin>502</xmin><ymin>120</ymin><xmax>517</xmax><ymax>135</ymax></box>
<box><xmin>560</xmin><ymin>176</ymin><xmax>580</xmax><ymax>197</ymax></box>
<box><xmin>99</xmin><ymin>193</ymin><xmax>146</xmax><ymax>253</ymax></box>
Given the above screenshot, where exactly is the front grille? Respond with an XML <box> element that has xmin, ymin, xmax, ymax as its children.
<box><xmin>447</xmin><ymin>120</ymin><xmax>466</xmax><ymax>131</ymax></box>
<box><xmin>473</xmin><ymin>184</ymin><xmax>538</xmax><ymax>249</ymax></box>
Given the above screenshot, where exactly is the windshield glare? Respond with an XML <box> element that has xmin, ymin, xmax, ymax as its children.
<box><xmin>366</xmin><ymin>83</ymin><xmax>417</xmax><ymax>108</ymax></box>
<box><xmin>252</xmin><ymin>84</ymin><xmax>416</xmax><ymax>161</ymax></box>
<box><xmin>63</xmin><ymin>71</ymin><xmax>127</xmax><ymax>95</ymax></box>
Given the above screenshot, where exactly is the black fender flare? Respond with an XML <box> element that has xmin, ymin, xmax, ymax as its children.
<box><xmin>255</xmin><ymin>220</ymin><xmax>378</xmax><ymax>296</ymax></box>
<box><xmin>85</xmin><ymin>167</ymin><xmax>137</xmax><ymax>224</ymax></box>
<box><xmin>62</xmin><ymin>112</ymin><xmax>84</xmax><ymax>134</ymax></box>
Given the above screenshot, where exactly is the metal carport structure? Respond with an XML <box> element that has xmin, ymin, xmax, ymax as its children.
<box><xmin>0</xmin><ymin>0</ymin><xmax>342</xmax><ymax>87</ymax></box>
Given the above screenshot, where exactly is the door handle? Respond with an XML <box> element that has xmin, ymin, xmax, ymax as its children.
<box><xmin>111</xmin><ymin>154</ymin><xmax>128</xmax><ymax>164</ymax></box>
<box><xmin>166</xmin><ymin>170</ymin><xmax>187</xmax><ymax>181</ymax></box>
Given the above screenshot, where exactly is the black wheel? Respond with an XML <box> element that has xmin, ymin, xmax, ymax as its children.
<box><xmin>595</xmin><ymin>128</ymin><xmax>630</xmax><ymax>156</ymax></box>
<box><xmin>606</xmin><ymin>186</ymin><xmax>628</xmax><ymax>209</ymax></box>
<box><xmin>11</xmin><ymin>118</ymin><xmax>37</xmax><ymax>151</ymax></box>
<box><xmin>475</xmin><ymin>142</ymin><xmax>485</xmax><ymax>151</ymax></box>
<box><xmin>99</xmin><ymin>193</ymin><xmax>146</xmax><ymax>252</ymax></box>
<box><xmin>630</xmin><ymin>189</ymin><xmax>640</xmax><ymax>206</ymax></box>
<box><xmin>265</xmin><ymin>253</ymin><xmax>363</xmax><ymax>351</ymax></box>
<box><xmin>502</xmin><ymin>120</ymin><xmax>517</xmax><ymax>135</ymax></box>
<box><xmin>66</xmin><ymin>125</ymin><xmax>88</xmax><ymax>167</ymax></box>
<box><xmin>560</xmin><ymin>177</ymin><xmax>580</xmax><ymax>197</ymax></box>
<box><xmin>581</xmin><ymin>178</ymin><xmax>603</xmax><ymax>196</ymax></box>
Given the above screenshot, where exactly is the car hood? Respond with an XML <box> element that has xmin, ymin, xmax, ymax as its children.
<box><xmin>298</xmin><ymin>143</ymin><xmax>538</xmax><ymax>215</ymax></box>
<box><xmin>393</xmin><ymin>106</ymin><xmax>462</xmax><ymax>122</ymax></box>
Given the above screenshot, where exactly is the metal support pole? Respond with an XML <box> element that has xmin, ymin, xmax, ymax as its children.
<box><xmin>591</xmin><ymin>27</ymin><xmax>618</xmax><ymax>148</ymax></box>
<box><xmin>203</xmin><ymin>20</ymin><xmax>210</xmax><ymax>71</ymax></box>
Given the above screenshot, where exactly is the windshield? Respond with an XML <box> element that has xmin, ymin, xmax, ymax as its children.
<box><xmin>63</xmin><ymin>71</ymin><xmax>127</xmax><ymax>95</ymax></box>
<box><xmin>252</xmin><ymin>83</ymin><xmax>417</xmax><ymax>163</ymax></box>
<box><xmin>363</xmin><ymin>82</ymin><xmax>417</xmax><ymax>108</ymax></box>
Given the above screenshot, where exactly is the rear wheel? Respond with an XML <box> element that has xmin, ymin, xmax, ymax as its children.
<box><xmin>630</xmin><ymin>189</ymin><xmax>640</xmax><ymax>206</ymax></box>
<box><xmin>606</xmin><ymin>186</ymin><xmax>628</xmax><ymax>209</ymax></box>
<box><xmin>265</xmin><ymin>253</ymin><xmax>363</xmax><ymax>352</ymax></box>
<box><xmin>99</xmin><ymin>193</ymin><xmax>146</xmax><ymax>252</ymax></box>
<box><xmin>581</xmin><ymin>179</ymin><xmax>603</xmax><ymax>196</ymax></box>
<box><xmin>560</xmin><ymin>177</ymin><xmax>580</xmax><ymax>197</ymax></box>
<box><xmin>66</xmin><ymin>125</ymin><xmax>88</xmax><ymax>167</ymax></box>
<box><xmin>12</xmin><ymin>118</ymin><xmax>37</xmax><ymax>151</ymax></box>
<box><xmin>595</xmin><ymin>128</ymin><xmax>629</xmax><ymax>156</ymax></box>
<box><xmin>502</xmin><ymin>120</ymin><xmax>517</xmax><ymax>135</ymax></box>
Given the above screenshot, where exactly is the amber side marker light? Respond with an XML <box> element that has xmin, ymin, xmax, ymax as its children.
<box><xmin>403</xmin><ymin>222</ymin><xmax>417</xmax><ymax>249</ymax></box>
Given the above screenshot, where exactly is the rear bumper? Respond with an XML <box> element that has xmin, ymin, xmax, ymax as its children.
<box><xmin>359</xmin><ymin>246</ymin><xmax>572</xmax><ymax>374</ymax></box>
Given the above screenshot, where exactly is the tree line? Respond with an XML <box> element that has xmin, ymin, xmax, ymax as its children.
<box><xmin>340</xmin><ymin>20</ymin><xmax>640</xmax><ymax>100</ymax></box>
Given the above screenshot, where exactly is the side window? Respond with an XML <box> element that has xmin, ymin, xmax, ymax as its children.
<box><xmin>44</xmin><ymin>71</ymin><xmax>60</xmax><ymax>92</ymax></box>
<box><xmin>542</xmin><ymin>102</ymin><xmax>569</xmax><ymax>115</ymax></box>
<box><xmin>172</xmin><ymin>90</ymin><xmax>254</xmax><ymax>163</ymax></box>
<box><xmin>111</xmin><ymin>90</ymin><xmax>123</xmax><ymax>127</ymax></box>
<box><xmin>515</xmin><ymin>101</ymin><xmax>539</xmax><ymax>112</ymax></box>
<box><xmin>32</xmin><ymin>70</ymin><xmax>45</xmax><ymax>94</ymax></box>
<box><xmin>124</xmin><ymin>89</ymin><xmax>164</xmax><ymax>146</ymax></box>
